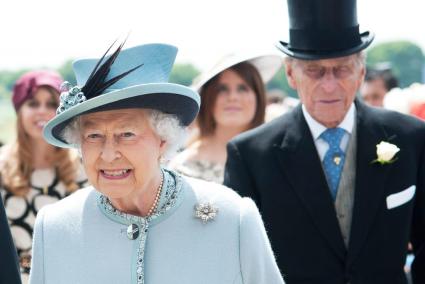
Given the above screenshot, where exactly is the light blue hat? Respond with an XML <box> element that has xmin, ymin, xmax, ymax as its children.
<box><xmin>43</xmin><ymin>43</ymin><xmax>200</xmax><ymax>148</ymax></box>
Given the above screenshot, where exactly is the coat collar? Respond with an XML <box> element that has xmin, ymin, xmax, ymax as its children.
<box><xmin>97</xmin><ymin>168</ymin><xmax>185</xmax><ymax>228</ymax></box>
<box><xmin>347</xmin><ymin>99</ymin><xmax>394</xmax><ymax>264</ymax></box>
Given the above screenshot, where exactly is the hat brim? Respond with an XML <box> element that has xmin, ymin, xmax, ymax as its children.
<box><xmin>43</xmin><ymin>83</ymin><xmax>200</xmax><ymax>148</ymax></box>
<box><xmin>192</xmin><ymin>54</ymin><xmax>283</xmax><ymax>91</ymax></box>
<box><xmin>276</xmin><ymin>31</ymin><xmax>374</xmax><ymax>60</ymax></box>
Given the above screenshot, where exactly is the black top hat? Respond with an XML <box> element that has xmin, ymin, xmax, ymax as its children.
<box><xmin>277</xmin><ymin>0</ymin><xmax>374</xmax><ymax>60</ymax></box>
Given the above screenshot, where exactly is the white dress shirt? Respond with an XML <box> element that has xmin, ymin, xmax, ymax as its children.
<box><xmin>302</xmin><ymin>104</ymin><xmax>356</xmax><ymax>161</ymax></box>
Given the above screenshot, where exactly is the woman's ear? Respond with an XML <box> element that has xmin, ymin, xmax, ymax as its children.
<box><xmin>159</xmin><ymin>140</ymin><xmax>166</xmax><ymax>151</ymax></box>
<box><xmin>158</xmin><ymin>140</ymin><xmax>167</xmax><ymax>161</ymax></box>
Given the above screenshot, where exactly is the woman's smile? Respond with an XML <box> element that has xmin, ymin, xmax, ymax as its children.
<box><xmin>100</xmin><ymin>169</ymin><xmax>132</xmax><ymax>180</ymax></box>
<box><xmin>35</xmin><ymin>119</ymin><xmax>48</xmax><ymax>129</ymax></box>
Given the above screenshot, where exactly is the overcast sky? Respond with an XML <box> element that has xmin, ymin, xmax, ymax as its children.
<box><xmin>1</xmin><ymin>0</ymin><xmax>424</xmax><ymax>71</ymax></box>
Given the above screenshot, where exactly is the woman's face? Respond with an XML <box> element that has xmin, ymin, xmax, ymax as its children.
<box><xmin>19</xmin><ymin>87</ymin><xmax>58</xmax><ymax>140</ymax></box>
<box><xmin>213</xmin><ymin>69</ymin><xmax>257</xmax><ymax>131</ymax></box>
<box><xmin>79</xmin><ymin>109</ymin><xmax>166</xmax><ymax>199</ymax></box>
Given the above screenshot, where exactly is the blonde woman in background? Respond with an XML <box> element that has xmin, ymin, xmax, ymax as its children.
<box><xmin>169</xmin><ymin>53</ymin><xmax>282</xmax><ymax>183</ymax></box>
<box><xmin>0</xmin><ymin>70</ymin><xmax>87</xmax><ymax>282</ymax></box>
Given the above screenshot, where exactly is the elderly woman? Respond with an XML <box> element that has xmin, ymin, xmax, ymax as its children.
<box><xmin>29</xmin><ymin>43</ymin><xmax>284</xmax><ymax>284</ymax></box>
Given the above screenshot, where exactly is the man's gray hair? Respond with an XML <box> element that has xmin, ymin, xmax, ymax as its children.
<box><xmin>354</xmin><ymin>51</ymin><xmax>366</xmax><ymax>67</ymax></box>
<box><xmin>284</xmin><ymin>51</ymin><xmax>366</xmax><ymax>67</ymax></box>
<box><xmin>61</xmin><ymin>109</ymin><xmax>186</xmax><ymax>162</ymax></box>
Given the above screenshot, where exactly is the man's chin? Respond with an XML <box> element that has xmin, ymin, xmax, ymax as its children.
<box><xmin>314</xmin><ymin>113</ymin><xmax>346</xmax><ymax>128</ymax></box>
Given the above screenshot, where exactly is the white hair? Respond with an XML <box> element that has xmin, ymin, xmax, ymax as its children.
<box><xmin>354</xmin><ymin>51</ymin><xmax>367</xmax><ymax>67</ymax></box>
<box><xmin>61</xmin><ymin>109</ymin><xmax>186</xmax><ymax>162</ymax></box>
<box><xmin>145</xmin><ymin>110</ymin><xmax>187</xmax><ymax>161</ymax></box>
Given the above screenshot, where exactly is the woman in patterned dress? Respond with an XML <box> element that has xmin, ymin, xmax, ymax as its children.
<box><xmin>0</xmin><ymin>70</ymin><xmax>87</xmax><ymax>282</ymax></box>
<box><xmin>29</xmin><ymin>42</ymin><xmax>284</xmax><ymax>284</ymax></box>
<box><xmin>169</xmin><ymin>53</ymin><xmax>282</xmax><ymax>183</ymax></box>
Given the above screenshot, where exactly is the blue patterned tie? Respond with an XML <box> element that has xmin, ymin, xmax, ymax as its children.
<box><xmin>320</xmin><ymin>127</ymin><xmax>346</xmax><ymax>201</ymax></box>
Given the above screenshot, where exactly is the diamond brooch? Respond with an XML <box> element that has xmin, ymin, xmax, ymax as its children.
<box><xmin>195</xmin><ymin>202</ymin><xmax>218</xmax><ymax>224</ymax></box>
<box><xmin>56</xmin><ymin>81</ymin><xmax>87</xmax><ymax>114</ymax></box>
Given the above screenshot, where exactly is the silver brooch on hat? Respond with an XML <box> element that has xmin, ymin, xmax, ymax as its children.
<box><xmin>56</xmin><ymin>81</ymin><xmax>87</xmax><ymax>114</ymax></box>
<box><xmin>195</xmin><ymin>202</ymin><xmax>218</xmax><ymax>224</ymax></box>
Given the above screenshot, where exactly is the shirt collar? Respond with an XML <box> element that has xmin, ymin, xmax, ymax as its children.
<box><xmin>302</xmin><ymin>103</ymin><xmax>356</xmax><ymax>140</ymax></box>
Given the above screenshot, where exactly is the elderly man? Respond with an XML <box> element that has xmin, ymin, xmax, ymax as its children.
<box><xmin>224</xmin><ymin>0</ymin><xmax>425</xmax><ymax>283</ymax></box>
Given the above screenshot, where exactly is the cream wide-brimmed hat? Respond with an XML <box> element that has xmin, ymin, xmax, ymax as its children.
<box><xmin>192</xmin><ymin>51</ymin><xmax>283</xmax><ymax>91</ymax></box>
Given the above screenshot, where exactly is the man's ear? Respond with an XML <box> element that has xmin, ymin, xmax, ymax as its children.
<box><xmin>285</xmin><ymin>60</ymin><xmax>298</xmax><ymax>90</ymax></box>
<box><xmin>356</xmin><ymin>65</ymin><xmax>366</xmax><ymax>89</ymax></box>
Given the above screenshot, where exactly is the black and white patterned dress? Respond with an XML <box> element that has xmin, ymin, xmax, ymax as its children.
<box><xmin>0</xmin><ymin>167</ymin><xmax>87</xmax><ymax>283</ymax></box>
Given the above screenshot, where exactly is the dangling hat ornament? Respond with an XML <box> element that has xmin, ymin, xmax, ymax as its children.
<box><xmin>57</xmin><ymin>82</ymin><xmax>87</xmax><ymax>114</ymax></box>
<box><xmin>43</xmin><ymin>41</ymin><xmax>200</xmax><ymax>148</ymax></box>
<box><xmin>276</xmin><ymin>0</ymin><xmax>374</xmax><ymax>60</ymax></box>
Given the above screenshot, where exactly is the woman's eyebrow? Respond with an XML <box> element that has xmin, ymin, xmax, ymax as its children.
<box><xmin>81</xmin><ymin>120</ymin><xmax>99</xmax><ymax>128</ymax></box>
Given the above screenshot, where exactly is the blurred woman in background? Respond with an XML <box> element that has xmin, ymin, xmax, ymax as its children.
<box><xmin>169</xmin><ymin>53</ymin><xmax>282</xmax><ymax>183</ymax></box>
<box><xmin>0</xmin><ymin>70</ymin><xmax>87</xmax><ymax>282</ymax></box>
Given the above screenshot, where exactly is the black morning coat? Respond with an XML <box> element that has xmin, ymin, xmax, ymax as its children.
<box><xmin>224</xmin><ymin>100</ymin><xmax>425</xmax><ymax>284</ymax></box>
<box><xmin>0</xmin><ymin>197</ymin><xmax>21</xmax><ymax>284</ymax></box>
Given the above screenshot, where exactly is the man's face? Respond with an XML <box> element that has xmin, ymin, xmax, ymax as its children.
<box><xmin>360</xmin><ymin>78</ymin><xmax>388</xmax><ymax>107</ymax></box>
<box><xmin>285</xmin><ymin>54</ymin><xmax>365</xmax><ymax>128</ymax></box>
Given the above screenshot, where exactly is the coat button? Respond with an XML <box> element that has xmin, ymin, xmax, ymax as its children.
<box><xmin>127</xmin><ymin>224</ymin><xmax>140</xmax><ymax>240</ymax></box>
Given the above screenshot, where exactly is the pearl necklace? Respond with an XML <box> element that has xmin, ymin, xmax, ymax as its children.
<box><xmin>146</xmin><ymin>171</ymin><xmax>164</xmax><ymax>216</ymax></box>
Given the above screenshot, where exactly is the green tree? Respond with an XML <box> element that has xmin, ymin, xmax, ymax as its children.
<box><xmin>0</xmin><ymin>85</ymin><xmax>10</xmax><ymax>101</ymax></box>
<box><xmin>57</xmin><ymin>61</ymin><xmax>200</xmax><ymax>87</ymax></box>
<box><xmin>0</xmin><ymin>70</ymin><xmax>27</xmax><ymax>94</ymax></box>
<box><xmin>367</xmin><ymin>41</ymin><xmax>425</xmax><ymax>87</ymax></box>
<box><xmin>58</xmin><ymin>60</ymin><xmax>77</xmax><ymax>85</ymax></box>
<box><xmin>266</xmin><ymin>67</ymin><xmax>298</xmax><ymax>98</ymax></box>
<box><xmin>169</xmin><ymin>63</ymin><xmax>200</xmax><ymax>86</ymax></box>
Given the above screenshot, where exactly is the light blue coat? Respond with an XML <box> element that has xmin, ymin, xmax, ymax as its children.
<box><xmin>29</xmin><ymin>170</ymin><xmax>284</xmax><ymax>284</ymax></box>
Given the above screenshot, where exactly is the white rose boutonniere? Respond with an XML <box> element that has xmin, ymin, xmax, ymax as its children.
<box><xmin>373</xmin><ymin>141</ymin><xmax>400</xmax><ymax>164</ymax></box>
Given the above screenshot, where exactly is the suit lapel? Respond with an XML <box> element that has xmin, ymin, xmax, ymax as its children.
<box><xmin>274</xmin><ymin>106</ymin><xmax>347</xmax><ymax>260</ymax></box>
<box><xmin>347</xmin><ymin>101</ymin><xmax>394</xmax><ymax>265</ymax></box>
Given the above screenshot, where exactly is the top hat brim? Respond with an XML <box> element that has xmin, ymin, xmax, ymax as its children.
<box><xmin>43</xmin><ymin>83</ymin><xmax>200</xmax><ymax>148</ymax></box>
<box><xmin>276</xmin><ymin>31</ymin><xmax>374</xmax><ymax>60</ymax></box>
